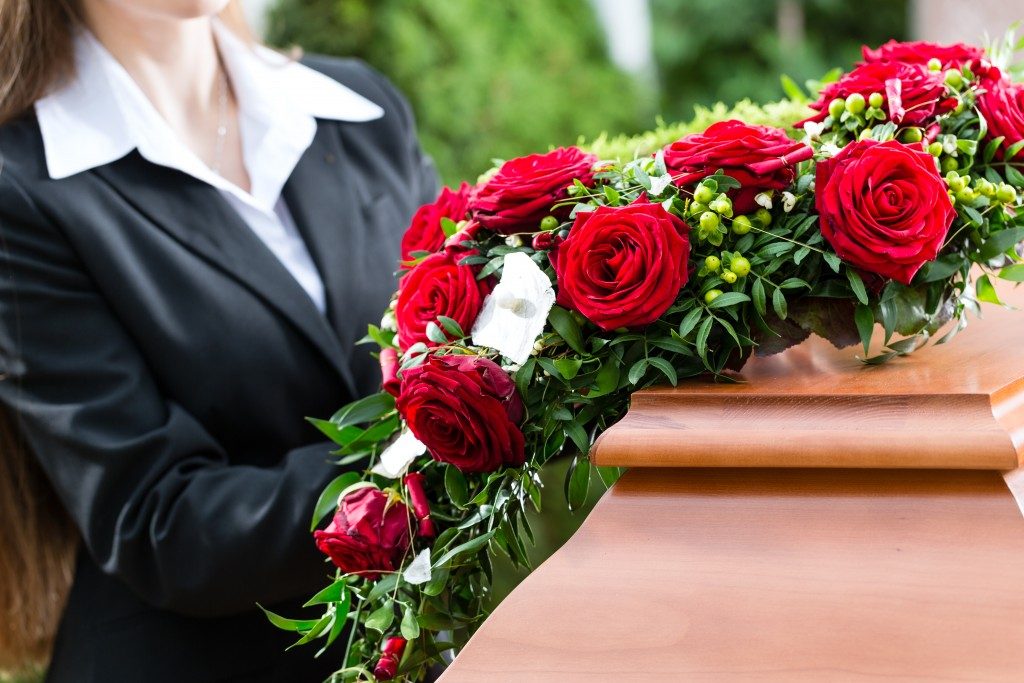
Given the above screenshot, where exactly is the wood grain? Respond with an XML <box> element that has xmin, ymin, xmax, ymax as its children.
<box><xmin>592</xmin><ymin>283</ymin><xmax>1024</xmax><ymax>469</ymax></box>
<box><xmin>441</xmin><ymin>468</ymin><xmax>1024</xmax><ymax>682</ymax></box>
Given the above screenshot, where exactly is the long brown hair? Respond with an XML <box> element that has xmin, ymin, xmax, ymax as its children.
<box><xmin>0</xmin><ymin>0</ymin><xmax>253</xmax><ymax>125</ymax></box>
<box><xmin>0</xmin><ymin>0</ymin><xmax>252</xmax><ymax>673</ymax></box>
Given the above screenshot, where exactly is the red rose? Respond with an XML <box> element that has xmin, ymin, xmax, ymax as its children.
<box><xmin>662</xmin><ymin>120</ymin><xmax>813</xmax><ymax>214</ymax></box>
<box><xmin>403</xmin><ymin>472</ymin><xmax>435</xmax><ymax>538</ymax></box>
<box><xmin>397</xmin><ymin>355</ymin><xmax>524</xmax><ymax>473</ymax></box>
<box><xmin>977</xmin><ymin>80</ymin><xmax>1024</xmax><ymax>159</ymax></box>
<box><xmin>400</xmin><ymin>182</ymin><xmax>473</xmax><ymax>264</ymax></box>
<box><xmin>379</xmin><ymin>347</ymin><xmax>401</xmax><ymax>397</ymax></box>
<box><xmin>395</xmin><ymin>251</ymin><xmax>493</xmax><ymax>350</ymax></box>
<box><xmin>815</xmin><ymin>139</ymin><xmax>955</xmax><ymax>285</ymax></box>
<box><xmin>552</xmin><ymin>200</ymin><xmax>690</xmax><ymax>331</ymax></box>
<box><xmin>471</xmin><ymin>146</ymin><xmax>597</xmax><ymax>234</ymax></box>
<box><xmin>313</xmin><ymin>487</ymin><xmax>410</xmax><ymax>579</ymax></box>
<box><xmin>861</xmin><ymin>40</ymin><xmax>983</xmax><ymax>69</ymax></box>
<box><xmin>799</xmin><ymin>61</ymin><xmax>949</xmax><ymax>128</ymax></box>
<box><xmin>374</xmin><ymin>637</ymin><xmax>407</xmax><ymax>681</ymax></box>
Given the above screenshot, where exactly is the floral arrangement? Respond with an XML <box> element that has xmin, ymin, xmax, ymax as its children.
<box><xmin>266</xmin><ymin>38</ymin><xmax>1024</xmax><ymax>681</ymax></box>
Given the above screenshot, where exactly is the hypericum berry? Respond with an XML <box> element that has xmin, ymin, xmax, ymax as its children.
<box><xmin>944</xmin><ymin>69</ymin><xmax>963</xmax><ymax>89</ymax></box>
<box><xmin>827</xmin><ymin>98</ymin><xmax>845</xmax><ymax>119</ymax></box>
<box><xmin>955</xmin><ymin>188</ymin><xmax>976</xmax><ymax>204</ymax></box>
<box><xmin>693</xmin><ymin>183</ymin><xmax>715</xmax><ymax>204</ymax></box>
<box><xmin>975</xmin><ymin>179</ymin><xmax>996</xmax><ymax>197</ymax></box>
<box><xmin>731</xmin><ymin>215</ymin><xmax>753</xmax><ymax>235</ymax></box>
<box><xmin>868</xmin><ymin>92</ymin><xmax>884</xmax><ymax>108</ymax></box>
<box><xmin>704</xmin><ymin>255</ymin><xmax>722</xmax><ymax>272</ymax></box>
<box><xmin>704</xmin><ymin>289</ymin><xmax>723</xmax><ymax>304</ymax></box>
<box><xmin>688</xmin><ymin>201</ymin><xmax>709</xmax><ymax>217</ymax></box>
<box><xmin>928</xmin><ymin>141</ymin><xmax>943</xmax><ymax>157</ymax></box>
<box><xmin>997</xmin><ymin>183</ymin><xmax>1018</xmax><ymax>204</ymax></box>
<box><xmin>754</xmin><ymin>208</ymin><xmax>772</xmax><ymax>226</ymax></box>
<box><xmin>709</xmin><ymin>194</ymin><xmax>733</xmax><ymax>218</ymax></box>
<box><xmin>730</xmin><ymin>256</ymin><xmax>751</xmax><ymax>277</ymax></box>
<box><xmin>945</xmin><ymin>171</ymin><xmax>967</xmax><ymax>192</ymax></box>
<box><xmin>721</xmin><ymin>270</ymin><xmax>738</xmax><ymax>284</ymax></box>
<box><xmin>927</xmin><ymin>57</ymin><xmax>942</xmax><ymax>71</ymax></box>
<box><xmin>900</xmin><ymin>127</ymin><xmax>923</xmax><ymax>143</ymax></box>
<box><xmin>940</xmin><ymin>156</ymin><xmax>959</xmax><ymax>173</ymax></box>
<box><xmin>845</xmin><ymin>92</ymin><xmax>866</xmax><ymax>115</ymax></box>
<box><xmin>858</xmin><ymin>127</ymin><xmax>874</xmax><ymax>141</ymax></box>
<box><xmin>539</xmin><ymin>215</ymin><xmax>559</xmax><ymax>231</ymax></box>
<box><xmin>699</xmin><ymin>211</ymin><xmax>720</xmax><ymax>232</ymax></box>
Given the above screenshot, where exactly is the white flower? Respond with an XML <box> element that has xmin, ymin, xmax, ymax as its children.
<box><xmin>371</xmin><ymin>429</ymin><xmax>426</xmax><ymax>479</ymax></box>
<box><xmin>471</xmin><ymin>252</ymin><xmax>556</xmax><ymax>364</ymax></box>
<box><xmin>504</xmin><ymin>234</ymin><xmax>524</xmax><ymax>248</ymax></box>
<box><xmin>380</xmin><ymin>309</ymin><xmax>397</xmax><ymax>332</ymax></box>
<box><xmin>649</xmin><ymin>174</ymin><xmax>673</xmax><ymax>195</ymax></box>
<box><xmin>782</xmin><ymin>191</ymin><xmax>797</xmax><ymax>213</ymax></box>
<box><xmin>403</xmin><ymin>549</ymin><xmax>432</xmax><ymax>585</ymax></box>
<box><xmin>754</xmin><ymin>192</ymin><xmax>773</xmax><ymax>210</ymax></box>
<box><xmin>819</xmin><ymin>141</ymin><xmax>842</xmax><ymax>158</ymax></box>
<box><xmin>802</xmin><ymin>120</ymin><xmax>825</xmax><ymax>141</ymax></box>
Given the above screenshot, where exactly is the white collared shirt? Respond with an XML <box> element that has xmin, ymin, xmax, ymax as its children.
<box><xmin>34</xmin><ymin>21</ymin><xmax>384</xmax><ymax>313</ymax></box>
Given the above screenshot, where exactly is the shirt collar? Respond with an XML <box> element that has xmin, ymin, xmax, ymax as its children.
<box><xmin>34</xmin><ymin>21</ymin><xmax>384</xmax><ymax>188</ymax></box>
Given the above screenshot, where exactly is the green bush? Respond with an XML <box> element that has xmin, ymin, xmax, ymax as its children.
<box><xmin>267</xmin><ymin>0</ymin><xmax>654</xmax><ymax>184</ymax></box>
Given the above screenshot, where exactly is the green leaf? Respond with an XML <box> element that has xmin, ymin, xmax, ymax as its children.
<box><xmin>365</xmin><ymin>602</ymin><xmax>395</xmax><ymax>633</ymax></box>
<box><xmin>548</xmin><ymin>305</ymin><xmax>586</xmax><ymax>354</ymax></box>
<box><xmin>780</xmin><ymin>73</ymin><xmax>806</xmax><ymax>102</ymax></box>
<box><xmin>367</xmin><ymin>572</ymin><xmax>400</xmax><ymax>601</ymax></box>
<box><xmin>1006</xmin><ymin>164</ymin><xmax>1024</xmax><ymax>186</ymax></box>
<box><xmin>565</xmin><ymin>456</ymin><xmax>591</xmax><ymax>512</ymax></box>
<box><xmin>677</xmin><ymin>307</ymin><xmax>702</xmax><ymax>338</ymax></box>
<box><xmin>286</xmin><ymin>613</ymin><xmax>333</xmax><ymax>649</ymax></box>
<box><xmin>978</xmin><ymin>227</ymin><xmax>1024</xmax><ymax>261</ymax></box>
<box><xmin>695</xmin><ymin>317</ymin><xmax>713</xmax><ymax>358</ymax></box>
<box><xmin>553</xmin><ymin>358</ymin><xmax>583</xmax><ymax>380</ymax></box>
<box><xmin>310</xmin><ymin>472</ymin><xmax>361</xmax><ymax>531</ymax></box>
<box><xmin>603</xmin><ymin>184</ymin><xmax>621</xmax><ymax>205</ymax></box>
<box><xmin>306</xmin><ymin>417</ymin><xmax>352</xmax><ymax>446</ymax></box>
<box><xmin>564</xmin><ymin>421</ymin><xmax>589</xmax><ymax>453</ymax></box>
<box><xmin>706</xmin><ymin>292</ymin><xmax>751</xmax><ymax>309</ymax></box>
<box><xmin>426</xmin><ymin>321</ymin><xmax>448</xmax><ymax>344</ymax></box>
<box><xmin>303</xmin><ymin>579</ymin><xmax>348</xmax><ymax>607</ymax></box>
<box><xmin>627</xmin><ymin>359</ymin><xmax>649</xmax><ymax>384</ymax></box>
<box><xmin>444</xmin><ymin>464</ymin><xmax>469</xmax><ymax>508</ymax></box>
<box><xmin>330</xmin><ymin>392</ymin><xmax>395</xmax><ymax>428</ymax></box>
<box><xmin>437</xmin><ymin>315</ymin><xmax>465</xmax><ymax>338</ymax></box>
<box><xmin>917</xmin><ymin>255</ymin><xmax>963</xmax><ymax>283</ymax></box>
<box><xmin>854</xmin><ymin>304</ymin><xmax>875</xmax><ymax>355</ymax></box>
<box><xmin>772</xmin><ymin>287</ymin><xmax>788</xmax><ymax>320</ymax></box>
<box><xmin>422</xmin><ymin>564</ymin><xmax>449</xmax><ymax>597</ymax></box>
<box><xmin>984</xmin><ymin>136</ymin><xmax>1005</xmax><ymax>163</ymax></box>
<box><xmin>432</xmin><ymin>531</ymin><xmax>495</xmax><ymax>568</ymax></box>
<box><xmin>976</xmin><ymin>273</ymin><xmax>1003</xmax><ymax>304</ymax></box>
<box><xmin>259</xmin><ymin>605</ymin><xmax>322</xmax><ymax>634</ymax></box>
<box><xmin>400</xmin><ymin>605</ymin><xmax>421</xmax><ymax>640</ymax></box>
<box><xmin>846</xmin><ymin>268</ymin><xmax>869</xmax><ymax>305</ymax></box>
<box><xmin>647</xmin><ymin>357</ymin><xmax>678</xmax><ymax>386</ymax></box>
<box><xmin>1006</xmin><ymin>139</ymin><xmax>1024</xmax><ymax>160</ymax></box>
<box><xmin>752</xmin><ymin>279</ymin><xmax>767</xmax><ymax>316</ymax></box>
<box><xmin>588</xmin><ymin>360</ymin><xmax>620</xmax><ymax>397</ymax></box>
<box><xmin>999</xmin><ymin>263</ymin><xmax>1024</xmax><ymax>281</ymax></box>
<box><xmin>439</xmin><ymin>217</ymin><xmax>459</xmax><ymax>238</ymax></box>
<box><xmin>823</xmin><ymin>252</ymin><xmax>842</xmax><ymax>273</ymax></box>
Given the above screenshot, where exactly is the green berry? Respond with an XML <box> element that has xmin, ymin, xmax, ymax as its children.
<box><xmin>927</xmin><ymin>57</ymin><xmax>942</xmax><ymax>71</ymax></box>
<box><xmin>754</xmin><ymin>208</ymin><xmax>772</xmax><ymax>226</ymax></box>
<box><xmin>731</xmin><ymin>215</ymin><xmax>753</xmax><ymax>235</ymax></box>
<box><xmin>721</xmin><ymin>270</ymin><xmax>738</xmax><ymax>284</ymax></box>
<box><xmin>976</xmin><ymin>179</ymin><xmax>996</xmax><ymax>197</ymax></box>
<box><xmin>699</xmin><ymin>211</ymin><xmax>720</xmax><ymax>232</ymax></box>
<box><xmin>709</xmin><ymin>194</ymin><xmax>733</xmax><ymax>218</ymax></box>
<box><xmin>689</xmin><ymin>201</ymin><xmax>708</xmax><ymax>216</ymax></box>
<box><xmin>693</xmin><ymin>183</ymin><xmax>715</xmax><ymax>204</ymax></box>
<box><xmin>940</xmin><ymin>156</ymin><xmax>959</xmax><ymax>173</ymax></box>
<box><xmin>730</xmin><ymin>256</ymin><xmax>751</xmax><ymax>277</ymax></box>
<box><xmin>928</xmin><ymin>141</ymin><xmax>943</xmax><ymax>157</ymax></box>
<box><xmin>858</xmin><ymin>127</ymin><xmax>874</xmax><ymax>141</ymax></box>
<box><xmin>704</xmin><ymin>289</ymin><xmax>723</xmax><ymax>304</ymax></box>
<box><xmin>955</xmin><ymin>188</ymin><xmax>976</xmax><ymax>204</ymax></box>
<box><xmin>845</xmin><ymin>92</ymin><xmax>866</xmax><ymax>114</ymax></box>
<box><xmin>827</xmin><ymin>98</ymin><xmax>845</xmax><ymax>118</ymax></box>
<box><xmin>539</xmin><ymin>215</ymin><xmax>559</xmax><ymax>231</ymax></box>
<box><xmin>997</xmin><ymin>183</ymin><xmax>1018</xmax><ymax>204</ymax></box>
<box><xmin>704</xmin><ymin>255</ymin><xmax>721</xmax><ymax>272</ymax></box>
<box><xmin>944</xmin><ymin>69</ymin><xmax>963</xmax><ymax>89</ymax></box>
<box><xmin>946</xmin><ymin>173</ymin><xmax>967</xmax><ymax>192</ymax></box>
<box><xmin>900</xmin><ymin>127</ymin><xmax>923</xmax><ymax>143</ymax></box>
<box><xmin>868</xmin><ymin>92</ymin><xmax>884</xmax><ymax>108</ymax></box>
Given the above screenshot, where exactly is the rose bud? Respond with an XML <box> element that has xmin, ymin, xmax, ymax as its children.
<box><xmin>531</xmin><ymin>230</ymin><xmax>556</xmax><ymax>251</ymax></box>
<box><xmin>373</xmin><ymin>636</ymin><xmax>407</xmax><ymax>681</ymax></box>
<box><xmin>403</xmin><ymin>472</ymin><xmax>435</xmax><ymax>537</ymax></box>
<box><xmin>313</xmin><ymin>487</ymin><xmax>410</xmax><ymax>579</ymax></box>
<box><xmin>379</xmin><ymin>348</ymin><xmax>401</xmax><ymax>397</ymax></box>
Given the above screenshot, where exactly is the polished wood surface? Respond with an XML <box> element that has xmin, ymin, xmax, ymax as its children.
<box><xmin>442</xmin><ymin>468</ymin><xmax>1024</xmax><ymax>682</ymax></box>
<box><xmin>593</xmin><ymin>283</ymin><xmax>1024</xmax><ymax>469</ymax></box>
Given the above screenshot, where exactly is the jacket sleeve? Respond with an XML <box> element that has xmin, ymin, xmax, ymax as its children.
<box><xmin>0</xmin><ymin>170</ymin><xmax>341</xmax><ymax>618</ymax></box>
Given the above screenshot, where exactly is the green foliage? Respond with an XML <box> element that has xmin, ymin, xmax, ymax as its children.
<box><xmin>266</xmin><ymin>0</ymin><xmax>653</xmax><ymax>184</ymax></box>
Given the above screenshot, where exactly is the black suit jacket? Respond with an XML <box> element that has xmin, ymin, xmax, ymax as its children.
<box><xmin>0</xmin><ymin>56</ymin><xmax>437</xmax><ymax>682</ymax></box>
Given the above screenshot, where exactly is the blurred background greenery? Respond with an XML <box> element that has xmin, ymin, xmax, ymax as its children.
<box><xmin>266</xmin><ymin>0</ymin><xmax>909</xmax><ymax>184</ymax></box>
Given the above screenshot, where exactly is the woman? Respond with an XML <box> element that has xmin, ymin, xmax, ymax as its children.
<box><xmin>0</xmin><ymin>1</ymin><xmax>436</xmax><ymax>681</ymax></box>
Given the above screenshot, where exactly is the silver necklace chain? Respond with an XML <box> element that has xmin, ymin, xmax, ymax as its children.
<box><xmin>211</xmin><ymin>65</ymin><xmax>229</xmax><ymax>176</ymax></box>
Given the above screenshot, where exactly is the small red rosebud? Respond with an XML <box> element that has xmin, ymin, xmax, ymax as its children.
<box><xmin>531</xmin><ymin>231</ymin><xmax>555</xmax><ymax>250</ymax></box>
<box><xmin>379</xmin><ymin>348</ymin><xmax>401</xmax><ymax>397</ymax></box>
<box><xmin>924</xmin><ymin>123</ymin><xmax>941</xmax><ymax>143</ymax></box>
<box><xmin>444</xmin><ymin>219</ymin><xmax>483</xmax><ymax>253</ymax></box>
<box><xmin>403</xmin><ymin>472</ymin><xmax>436</xmax><ymax>537</ymax></box>
<box><xmin>373</xmin><ymin>636</ymin><xmax>407</xmax><ymax>681</ymax></box>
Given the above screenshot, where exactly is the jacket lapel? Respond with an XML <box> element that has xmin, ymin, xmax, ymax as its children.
<box><xmin>91</xmin><ymin>153</ymin><xmax>358</xmax><ymax>394</ymax></box>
